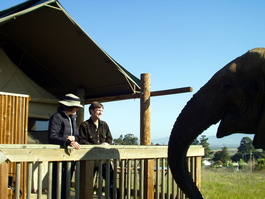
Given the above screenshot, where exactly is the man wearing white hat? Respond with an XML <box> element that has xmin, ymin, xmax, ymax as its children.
<box><xmin>48</xmin><ymin>93</ymin><xmax>83</xmax><ymax>199</ymax></box>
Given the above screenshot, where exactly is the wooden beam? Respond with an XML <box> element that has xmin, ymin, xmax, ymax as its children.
<box><xmin>29</xmin><ymin>98</ymin><xmax>58</xmax><ymax>104</ymax></box>
<box><xmin>85</xmin><ymin>86</ymin><xmax>193</xmax><ymax>104</ymax></box>
<box><xmin>150</xmin><ymin>87</ymin><xmax>193</xmax><ymax>97</ymax></box>
<box><xmin>85</xmin><ymin>93</ymin><xmax>140</xmax><ymax>104</ymax></box>
<box><xmin>0</xmin><ymin>145</ymin><xmax>205</xmax><ymax>162</ymax></box>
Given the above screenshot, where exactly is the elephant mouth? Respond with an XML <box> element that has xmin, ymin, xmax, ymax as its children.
<box><xmin>217</xmin><ymin>109</ymin><xmax>255</xmax><ymax>138</ymax></box>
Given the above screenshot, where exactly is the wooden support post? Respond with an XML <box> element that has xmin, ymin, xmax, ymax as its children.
<box><xmin>140</xmin><ymin>73</ymin><xmax>154</xmax><ymax>199</ymax></box>
<box><xmin>140</xmin><ymin>73</ymin><xmax>151</xmax><ymax>145</ymax></box>
<box><xmin>80</xmin><ymin>161</ymin><xmax>94</xmax><ymax>199</ymax></box>
<box><xmin>76</xmin><ymin>88</ymin><xmax>85</xmax><ymax>126</ymax></box>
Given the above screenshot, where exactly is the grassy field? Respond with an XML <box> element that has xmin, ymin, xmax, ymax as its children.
<box><xmin>201</xmin><ymin>168</ymin><xmax>265</xmax><ymax>199</ymax></box>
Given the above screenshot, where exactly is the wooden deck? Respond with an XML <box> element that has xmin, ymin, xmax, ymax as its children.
<box><xmin>7</xmin><ymin>188</ymin><xmax>111</xmax><ymax>199</ymax></box>
<box><xmin>29</xmin><ymin>191</ymin><xmax>105</xmax><ymax>199</ymax></box>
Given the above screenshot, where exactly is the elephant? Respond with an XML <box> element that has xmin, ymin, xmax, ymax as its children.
<box><xmin>168</xmin><ymin>48</ymin><xmax>265</xmax><ymax>199</ymax></box>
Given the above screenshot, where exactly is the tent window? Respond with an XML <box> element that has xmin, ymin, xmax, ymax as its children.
<box><xmin>36</xmin><ymin>121</ymin><xmax>49</xmax><ymax>131</ymax></box>
<box><xmin>28</xmin><ymin>118</ymin><xmax>49</xmax><ymax>131</ymax></box>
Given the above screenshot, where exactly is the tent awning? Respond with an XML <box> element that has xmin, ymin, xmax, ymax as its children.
<box><xmin>0</xmin><ymin>0</ymin><xmax>141</xmax><ymax>104</ymax></box>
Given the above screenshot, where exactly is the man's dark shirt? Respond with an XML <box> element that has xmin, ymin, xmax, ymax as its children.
<box><xmin>79</xmin><ymin>117</ymin><xmax>113</xmax><ymax>145</ymax></box>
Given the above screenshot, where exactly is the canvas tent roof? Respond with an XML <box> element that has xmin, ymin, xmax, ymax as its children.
<box><xmin>0</xmin><ymin>0</ymin><xmax>141</xmax><ymax>105</ymax></box>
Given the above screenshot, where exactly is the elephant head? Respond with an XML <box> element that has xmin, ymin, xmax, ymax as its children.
<box><xmin>168</xmin><ymin>48</ymin><xmax>265</xmax><ymax>199</ymax></box>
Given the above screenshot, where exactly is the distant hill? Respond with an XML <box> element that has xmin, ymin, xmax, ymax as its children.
<box><xmin>207</xmin><ymin>134</ymin><xmax>254</xmax><ymax>149</ymax></box>
<box><xmin>152</xmin><ymin>134</ymin><xmax>255</xmax><ymax>149</ymax></box>
<box><xmin>152</xmin><ymin>137</ymin><xmax>170</xmax><ymax>145</ymax></box>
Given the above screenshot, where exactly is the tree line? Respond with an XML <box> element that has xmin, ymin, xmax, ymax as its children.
<box><xmin>113</xmin><ymin>133</ymin><xmax>265</xmax><ymax>171</ymax></box>
<box><xmin>113</xmin><ymin>134</ymin><xmax>139</xmax><ymax>145</ymax></box>
<box><xmin>193</xmin><ymin>135</ymin><xmax>265</xmax><ymax>171</ymax></box>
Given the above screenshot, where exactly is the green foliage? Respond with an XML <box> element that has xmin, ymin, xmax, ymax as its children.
<box><xmin>253</xmin><ymin>151</ymin><xmax>265</xmax><ymax>160</ymax></box>
<box><xmin>199</xmin><ymin>135</ymin><xmax>213</xmax><ymax>158</ymax></box>
<box><xmin>254</xmin><ymin>158</ymin><xmax>265</xmax><ymax>171</ymax></box>
<box><xmin>228</xmin><ymin>162</ymin><xmax>234</xmax><ymax>168</ymax></box>
<box><xmin>215</xmin><ymin>160</ymin><xmax>223</xmax><ymax>166</ymax></box>
<box><xmin>212</xmin><ymin>146</ymin><xmax>231</xmax><ymax>164</ymax></box>
<box><xmin>231</xmin><ymin>137</ymin><xmax>264</xmax><ymax>163</ymax></box>
<box><xmin>113</xmin><ymin>133</ymin><xmax>139</xmax><ymax>145</ymax></box>
<box><xmin>231</xmin><ymin>152</ymin><xmax>244</xmax><ymax>162</ymax></box>
<box><xmin>238</xmin><ymin>158</ymin><xmax>246</xmax><ymax>170</ymax></box>
<box><xmin>237</xmin><ymin>137</ymin><xmax>255</xmax><ymax>153</ymax></box>
<box><xmin>113</xmin><ymin>135</ymin><xmax>124</xmax><ymax>145</ymax></box>
<box><xmin>212</xmin><ymin>151</ymin><xmax>222</xmax><ymax>162</ymax></box>
<box><xmin>192</xmin><ymin>138</ymin><xmax>200</xmax><ymax>145</ymax></box>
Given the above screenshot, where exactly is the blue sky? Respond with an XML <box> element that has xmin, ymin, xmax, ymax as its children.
<box><xmin>1</xmin><ymin>1</ymin><xmax>264</xmax><ymax>142</ymax></box>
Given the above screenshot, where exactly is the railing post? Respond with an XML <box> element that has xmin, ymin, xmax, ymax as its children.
<box><xmin>140</xmin><ymin>73</ymin><xmax>154</xmax><ymax>199</ymax></box>
<box><xmin>196</xmin><ymin>156</ymin><xmax>202</xmax><ymax>190</ymax></box>
<box><xmin>80</xmin><ymin>160</ymin><xmax>94</xmax><ymax>199</ymax></box>
<box><xmin>0</xmin><ymin>161</ymin><xmax>9</xmax><ymax>198</ymax></box>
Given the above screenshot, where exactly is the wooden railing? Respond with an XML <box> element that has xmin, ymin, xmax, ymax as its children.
<box><xmin>0</xmin><ymin>144</ymin><xmax>204</xmax><ymax>199</ymax></box>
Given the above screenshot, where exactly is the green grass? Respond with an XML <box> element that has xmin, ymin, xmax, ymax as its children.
<box><xmin>201</xmin><ymin>168</ymin><xmax>265</xmax><ymax>199</ymax></box>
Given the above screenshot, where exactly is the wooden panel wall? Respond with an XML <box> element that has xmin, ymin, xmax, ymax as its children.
<box><xmin>0</xmin><ymin>92</ymin><xmax>29</xmax><ymax>144</ymax></box>
<box><xmin>0</xmin><ymin>92</ymin><xmax>29</xmax><ymax>199</ymax></box>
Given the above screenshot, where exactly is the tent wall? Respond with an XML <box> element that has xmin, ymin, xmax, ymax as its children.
<box><xmin>0</xmin><ymin>47</ymin><xmax>58</xmax><ymax>119</ymax></box>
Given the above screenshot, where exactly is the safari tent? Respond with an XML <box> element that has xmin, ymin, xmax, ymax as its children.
<box><xmin>0</xmin><ymin>0</ymin><xmax>141</xmax><ymax>121</ymax></box>
<box><xmin>0</xmin><ymin>0</ymin><xmax>141</xmax><ymax>146</ymax></box>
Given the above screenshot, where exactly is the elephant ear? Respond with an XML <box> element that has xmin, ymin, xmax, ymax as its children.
<box><xmin>253</xmin><ymin>110</ymin><xmax>265</xmax><ymax>150</ymax></box>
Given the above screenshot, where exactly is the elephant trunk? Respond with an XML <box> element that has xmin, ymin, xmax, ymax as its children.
<box><xmin>168</xmin><ymin>90</ymin><xmax>220</xmax><ymax>199</ymax></box>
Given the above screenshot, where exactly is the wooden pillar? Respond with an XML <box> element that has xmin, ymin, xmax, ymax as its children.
<box><xmin>76</xmin><ymin>88</ymin><xmax>85</xmax><ymax>126</ymax></box>
<box><xmin>140</xmin><ymin>73</ymin><xmax>154</xmax><ymax>199</ymax></box>
<box><xmin>140</xmin><ymin>73</ymin><xmax>151</xmax><ymax>145</ymax></box>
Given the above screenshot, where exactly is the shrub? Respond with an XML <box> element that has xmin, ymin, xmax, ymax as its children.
<box><xmin>254</xmin><ymin>158</ymin><xmax>265</xmax><ymax>171</ymax></box>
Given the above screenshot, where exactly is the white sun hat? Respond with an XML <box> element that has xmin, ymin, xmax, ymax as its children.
<box><xmin>58</xmin><ymin>93</ymin><xmax>84</xmax><ymax>108</ymax></box>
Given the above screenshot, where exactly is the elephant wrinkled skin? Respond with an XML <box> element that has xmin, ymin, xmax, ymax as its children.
<box><xmin>168</xmin><ymin>48</ymin><xmax>265</xmax><ymax>199</ymax></box>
